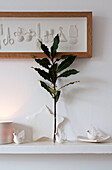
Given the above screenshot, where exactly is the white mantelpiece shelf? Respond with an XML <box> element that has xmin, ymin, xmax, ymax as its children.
<box><xmin>0</xmin><ymin>141</ymin><xmax>112</xmax><ymax>154</ymax></box>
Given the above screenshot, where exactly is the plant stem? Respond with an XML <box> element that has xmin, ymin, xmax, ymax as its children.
<box><xmin>53</xmin><ymin>84</ymin><xmax>56</xmax><ymax>143</ymax></box>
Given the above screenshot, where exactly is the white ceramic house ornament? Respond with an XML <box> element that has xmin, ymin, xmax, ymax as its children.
<box><xmin>26</xmin><ymin>105</ymin><xmax>64</xmax><ymax>142</ymax></box>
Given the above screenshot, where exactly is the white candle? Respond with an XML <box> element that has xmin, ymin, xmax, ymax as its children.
<box><xmin>0</xmin><ymin>121</ymin><xmax>13</xmax><ymax>144</ymax></box>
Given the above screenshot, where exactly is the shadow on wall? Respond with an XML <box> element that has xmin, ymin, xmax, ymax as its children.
<box><xmin>61</xmin><ymin>76</ymin><xmax>106</xmax><ymax>104</ymax></box>
<box><xmin>59</xmin><ymin>15</ymin><xmax>110</xmax><ymax>104</ymax></box>
<box><xmin>92</xmin><ymin>16</ymin><xmax>109</xmax><ymax>59</ymax></box>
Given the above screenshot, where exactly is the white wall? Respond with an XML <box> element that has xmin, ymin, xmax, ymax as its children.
<box><xmin>0</xmin><ymin>0</ymin><xmax>112</xmax><ymax>169</ymax></box>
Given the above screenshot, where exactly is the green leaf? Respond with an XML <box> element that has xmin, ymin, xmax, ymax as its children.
<box><xmin>39</xmin><ymin>41</ymin><xmax>50</xmax><ymax>58</ymax></box>
<box><xmin>51</xmin><ymin>34</ymin><xmax>59</xmax><ymax>60</ymax></box>
<box><xmin>35</xmin><ymin>58</ymin><xmax>51</xmax><ymax>69</ymax></box>
<box><xmin>58</xmin><ymin>69</ymin><xmax>79</xmax><ymax>78</ymax></box>
<box><xmin>40</xmin><ymin>81</ymin><xmax>57</xmax><ymax>96</ymax></box>
<box><xmin>34</xmin><ymin>68</ymin><xmax>51</xmax><ymax>82</ymax></box>
<box><xmin>40</xmin><ymin>81</ymin><xmax>52</xmax><ymax>96</ymax></box>
<box><xmin>58</xmin><ymin>81</ymin><xmax>80</xmax><ymax>90</ymax></box>
<box><xmin>56</xmin><ymin>91</ymin><xmax>61</xmax><ymax>103</ymax></box>
<box><xmin>61</xmin><ymin>55</ymin><xmax>74</xmax><ymax>59</ymax></box>
<box><xmin>48</xmin><ymin>87</ymin><xmax>57</xmax><ymax>94</ymax></box>
<box><xmin>57</xmin><ymin>56</ymin><xmax>76</xmax><ymax>73</ymax></box>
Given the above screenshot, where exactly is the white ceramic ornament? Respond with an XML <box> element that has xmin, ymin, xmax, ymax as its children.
<box><xmin>56</xmin><ymin>128</ymin><xmax>67</xmax><ymax>143</ymax></box>
<box><xmin>87</xmin><ymin>127</ymin><xmax>97</xmax><ymax>140</ymax></box>
<box><xmin>26</xmin><ymin>105</ymin><xmax>64</xmax><ymax>142</ymax></box>
<box><xmin>13</xmin><ymin>130</ymin><xmax>25</xmax><ymax>144</ymax></box>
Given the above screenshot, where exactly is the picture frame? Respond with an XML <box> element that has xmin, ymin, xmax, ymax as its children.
<box><xmin>0</xmin><ymin>12</ymin><xmax>92</xmax><ymax>58</ymax></box>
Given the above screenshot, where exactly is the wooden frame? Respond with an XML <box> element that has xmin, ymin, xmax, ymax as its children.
<box><xmin>0</xmin><ymin>12</ymin><xmax>92</xmax><ymax>58</ymax></box>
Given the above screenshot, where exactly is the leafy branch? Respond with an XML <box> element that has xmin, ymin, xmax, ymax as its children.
<box><xmin>32</xmin><ymin>34</ymin><xmax>80</xmax><ymax>143</ymax></box>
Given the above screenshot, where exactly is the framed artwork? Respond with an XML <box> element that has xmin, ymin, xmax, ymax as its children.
<box><xmin>0</xmin><ymin>12</ymin><xmax>92</xmax><ymax>58</ymax></box>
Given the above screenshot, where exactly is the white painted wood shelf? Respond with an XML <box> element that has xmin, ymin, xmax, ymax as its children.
<box><xmin>0</xmin><ymin>141</ymin><xmax>112</xmax><ymax>154</ymax></box>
